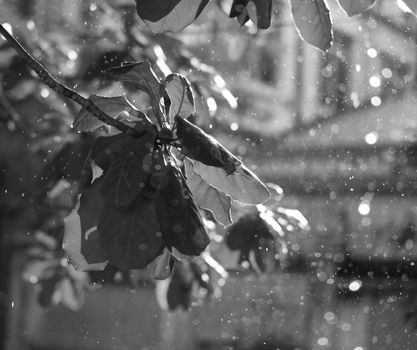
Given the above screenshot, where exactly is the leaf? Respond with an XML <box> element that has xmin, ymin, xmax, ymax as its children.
<box><xmin>38</xmin><ymin>273</ymin><xmax>62</xmax><ymax>307</ymax></box>
<box><xmin>98</xmin><ymin>191</ymin><xmax>165</xmax><ymax>269</ymax></box>
<box><xmin>78</xmin><ymin>179</ymin><xmax>109</xmax><ymax>264</ymax></box>
<box><xmin>73</xmin><ymin>95</ymin><xmax>143</xmax><ymax>132</ymax></box>
<box><xmin>337</xmin><ymin>0</ymin><xmax>376</xmax><ymax>16</ymax></box>
<box><xmin>175</xmin><ymin>116</ymin><xmax>240</xmax><ymax>174</ymax></box>
<box><xmin>22</xmin><ymin>260</ymin><xmax>60</xmax><ymax>284</ymax></box>
<box><xmin>147</xmin><ymin>148</ymin><xmax>169</xmax><ymax>190</ymax></box>
<box><xmin>135</xmin><ymin>0</ymin><xmax>210</xmax><ymax>33</ymax></box>
<box><xmin>289</xmin><ymin>0</ymin><xmax>333</xmax><ymax>52</ymax></box>
<box><xmin>230</xmin><ymin>0</ymin><xmax>272</xmax><ymax>29</ymax></box>
<box><xmin>101</xmin><ymin>133</ymin><xmax>155</xmax><ymax>207</ymax></box>
<box><xmin>184</xmin><ymin>159</ymin><xmax>232</xmax><ymax>227</ymax></box>
<box><xmin>164</xmin><ymin>74</ymin><xmax>195</xmax><ymax>119</ymax></box>
<box><xmin>56</xmin><ymin>276</ymin><xmax>86</xmax><ymax>311</ymax></box>
<box><xmin>156</xmin><ymin>165</ymin><xmax>210</xmax><ymax>256</ymax></box>
<box><xmin>399</xmin><ymin>0</ymin><xmax>417</xmax><ymax>15</ymax></box>
<box><xmin>63</xmin><ymin>181</ymin><xmax>108</xmax><ymax>271</ymax></box>
<box><xmin>147</xmin><ymin>248</ymin><xmax>176</xmax><ymax>280</ymax></box>
<box><xmin>192</xmin><ymin>160</ymin><xmax>270</xmax><ymax>204</ymax></box>
<box><xmin>107</xmin><ymin>62</ymin><xmax>166</xmax><ymax>125</ymax></box>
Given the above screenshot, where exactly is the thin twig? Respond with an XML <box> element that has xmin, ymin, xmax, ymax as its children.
<box><xmin>0</xmin><ymin>24</ymin><xmax>145</xmax><ymax>138</ymax></box>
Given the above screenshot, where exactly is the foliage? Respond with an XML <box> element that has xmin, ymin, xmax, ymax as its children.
<box><xmin>63</xmin><ymin>60</ymin><xmax>270</xmax><ymax>272</ymax></box>
<box><xmin>136</xmin><ymin>0</ymin><xmax>416</xmax><ymax>52</ymax></box>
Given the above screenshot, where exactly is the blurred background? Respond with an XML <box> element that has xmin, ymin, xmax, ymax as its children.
<box><xmin>2</xmin><ymin>0</ymin><xmax>417</xmax><ymax>349</ymax></box>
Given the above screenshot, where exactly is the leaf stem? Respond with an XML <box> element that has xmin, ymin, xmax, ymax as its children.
<box><xmin>0</xmin><ymin>24</ymin><xmax>145</xmax><ymax>138</ymax></box>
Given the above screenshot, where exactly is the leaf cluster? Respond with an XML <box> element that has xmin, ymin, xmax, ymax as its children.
<box><xmin>64</xmin><ymin>61</ymin><xmax>270</xmax><ymax>277</ymax></box>
<box><xmin>135</xmin><ymin>0</ymin><xmax>416</xmax><ymax>52</ymax></box>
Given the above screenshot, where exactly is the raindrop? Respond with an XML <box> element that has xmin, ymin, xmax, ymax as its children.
<box><xmin>371</xmin><ymin>96</ymin><xmax>381</xmax><ymax>106</ymax></box>
<box><xmin>365</xmin><ymin>131</ymin><xmax>378</xmax><ymax>145</ymax></box>
<box><xmin>367</xmin><ymin>48</ymin><xmax>377</xmax><ymax>58</ymax></box>
<box><xmin>358</xmin><ymin>202</ymin><xmax>370</xmax><ymax>215</ymax></box>
<box><xmin>369</xmin><ymin>76</ymin><xmax>381</xmax><ymax>88</ymax></box>
<box><xmin>348</xmin><ymin>280</ymin><xmax>362</xmax><ymax>292</ymax></box>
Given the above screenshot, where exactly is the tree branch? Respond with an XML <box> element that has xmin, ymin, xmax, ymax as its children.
<box><xmin>0</xmin><ymin>24</ymin><xmax>145</xmax><ymax>138</ymax></box>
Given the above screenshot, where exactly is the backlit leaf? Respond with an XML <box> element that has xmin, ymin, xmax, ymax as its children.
<box><xmin>184</xmin><ymin>159</ymin><xmax>232</xmax><ymax>227</ymax></box>
<box><xmin>164</xmin><ymin>74</ymin><xmax>195</xmax><ymax>119</ymax></box>
<box><xmin>175</xmin><ymin>116</ymin><xmax>240</xmax><ymax>174</ymax></box>
<box><xmin>156</xmin><ymin>165</ymin><xmax>210</xmax><ymax>256</ymax></box>
<box><xmin>289</xmin><ymin>0</ymin><xmax>333</xmax><ymax>52</ymax></box>
<box><xmin>399</xmin><ymin>0</ymin><xmax>417</xmax><ymax>15</ymax></box>
<box><xmin>135</xmin><ymin>0</ymin><xmax>210</xmax><ymax>33</ymax></box>
<box><xmin>98</xmin><ymin>191</ymin><xmax>165</xmax><ymax>269</ymax></box>
<box><xmin>63</xmin><ymin>180</ymin><xmax>108</xmax><ymax>271</ymax></box>
<box><xmin>107</xmin><ymin>62</ymin><xmax>167</xmax><ymax>125</ymax></box>
<box><xmin>101</xmin><ymin>133</ymin><xmax>155</xmax><ymax>207</ymax></box>
<box><xmin>193</xmin><ymin>161</ymin><xmax>270</xmax><ymax>204</ymax></box>
<box><xmin>147</xmin><ymin>248</ymin><xmax>176</xmax><ymax>280</ymax></box>
<box><xmin>337</xmin><ymin>0</ymin><xmax>376</xmax><ymax>16</ymax></box>
<box><xmin>73</xmin><ymin>95</ymin><xmax>142</xmax><ymax>132</ymax></box>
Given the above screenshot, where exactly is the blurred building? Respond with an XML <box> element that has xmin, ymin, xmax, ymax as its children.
<box><xmin>187</xmin><ymin>1</ymin><xmax>417</xmax><ymax>349</ymax></box>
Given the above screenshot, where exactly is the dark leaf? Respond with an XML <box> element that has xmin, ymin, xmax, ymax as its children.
<box><xmin>167</xmin><ymin>261</ymin><xmax>194</xmax><ymax>310</ymax></box>
<box><xmin>156</xmin><ymin>165</ymin><xmax>210</xmax><ymax>256</ymax></box>
<box><xmin>135</xmin><ymin>0</ymin><xmax>210</xmax><ymax>33</ymax></box>
<box><xmin>338</xmin><ymin>0</ymin><xmax>376</xmax><ymax>16</ymax></box>
<box><xmin>147</xmin><ymin>248</ymin><xmax>176</xmax><ymax>280</ymax></box>
<box><xmin>175</xmin><ymin>115</ymin><xmax>240</xmax><ymax>174</ymax></box>
<box><xmin>230</xmin><ymin>0</ymin><xmax>272</xmax><ymax>29</ymax></box>
<box><xmin>184</xmin><ymin>159</ymin><xmax>232</xmax><ymax>227</ymax></box>
<box><xmin>290</xmin><ymin>0</ymin><xmax>333</xmax><ymax>52</ymax></box>
<box><xmin>98</xmin><ymin>191</ymin><xmax>165</xmax><ymax>269</ymax></box>
<box><xmin>101</xmin><ymin>133</ymin><xmax>155</xmax><ymax>206</ymax></box>
<box><xmin>147</xmin><ymin>148</ymin><xmax>169</xmax><ymax>190</ymax></box>
<box><xmin>164</xmin><ymin>74</ymin><xmax>195</xmax><ymax>119</ymax></box>
<box><xmin>192</xmin><ymin>160</ymin><xmax>270</xmax><ymax>204</ymax></box>
<box><xmin>38</xmin><ymin>273</ymin><xmax>62</xmax><ymax>307</ymax></box>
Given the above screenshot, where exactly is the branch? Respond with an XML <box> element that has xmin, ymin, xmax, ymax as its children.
<box><xmin>0</xmin><ymin>24</ymin><xmax>145</xmax><ymax>138</ymax></box>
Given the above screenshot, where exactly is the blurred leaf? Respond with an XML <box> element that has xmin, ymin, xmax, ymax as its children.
<box><xmin>276</xmin><ymin>207</ymin><xmax>310</xmax><ymax>231</ymax></box>
<box><xmin>289</xmin><ymin>0</ymin><xmax>333</xmax><ymax>52</ymax></box>
<box><xmin>78</xmin><ymin>179</ymin><xmax>109</xmax><ymax>265</ymax></box>
<box><xmin>399</xmin><ymin>0</ymin><xmax>417</xmax><ymax>15</ymax></box>
<box><xmin>22</xmin><ymin>260</ymin><xmax>59</xmax><ymax>284</ymax></box>
<box><xmin>337</xmin><ymin>0</ymin><xmax>376</xmax><ymax>16</ymax></box>
<box><xmin>193</xmin><ymin>160</ymin><xmax>270</xmax><ymax>204</ymax></box>
<box><xmin>101</xmin><ymin>133</ymin><xmax>154</xmax><ymax>207</ymax></box>
<box><xmin>63</xmin><ymin>189</ymin><xmax>108</xmax><ymax>271</ymax></box>
<box><xmin>40</xmin><ymin>135</ymin><xmax>92</xmax><ymax>187</ymax></box>
<box><xmin>184</xmin><ymin>159</ymin><xmax>232</xmax><ymax>227</ymax></box>
<box><xmin>38</xmin><ymin>273</ymin><xmax>62</xmax><ymax>307</ymax></box>
<box><xmin>73</xmin><ymin>95</ymin><xmax>140</xmax><ymax>132</ymax></box>
<box><xmin>135</xmin><ymin>0</ymin><xmax>210</xmax><ymax>33</ymax></box>
<box><xmin>175</xmin><ymin>116</ymin><xmax>240</xmax><ymax>174</ymax></box>
<box><xmin>147</xmin><ymin>248</ymin><xmax>176</xmax><ymax>280</ymax></box>
<box><xmin>229</xmin><ymin>0</ymin><xmax>272</xmax><ymax>29</ymax></box>
<box><xmin>164</xmin><ymin>74</ymin><xmax>195</xmax><ymax>119</ymax></box>
<box><xmin>156</xmin><ymin>165</ymin><xmax>210</xmax><ymax>256</ymax></box>
<box><xmin>56</xmin><ymin>274</ymin><xmax>88</xmax><ymax>311</ymax></box>
<box><xmin>98</xmin><ymin>190</ymin><xmax>165</xmax><ymax>269</ymax></box>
